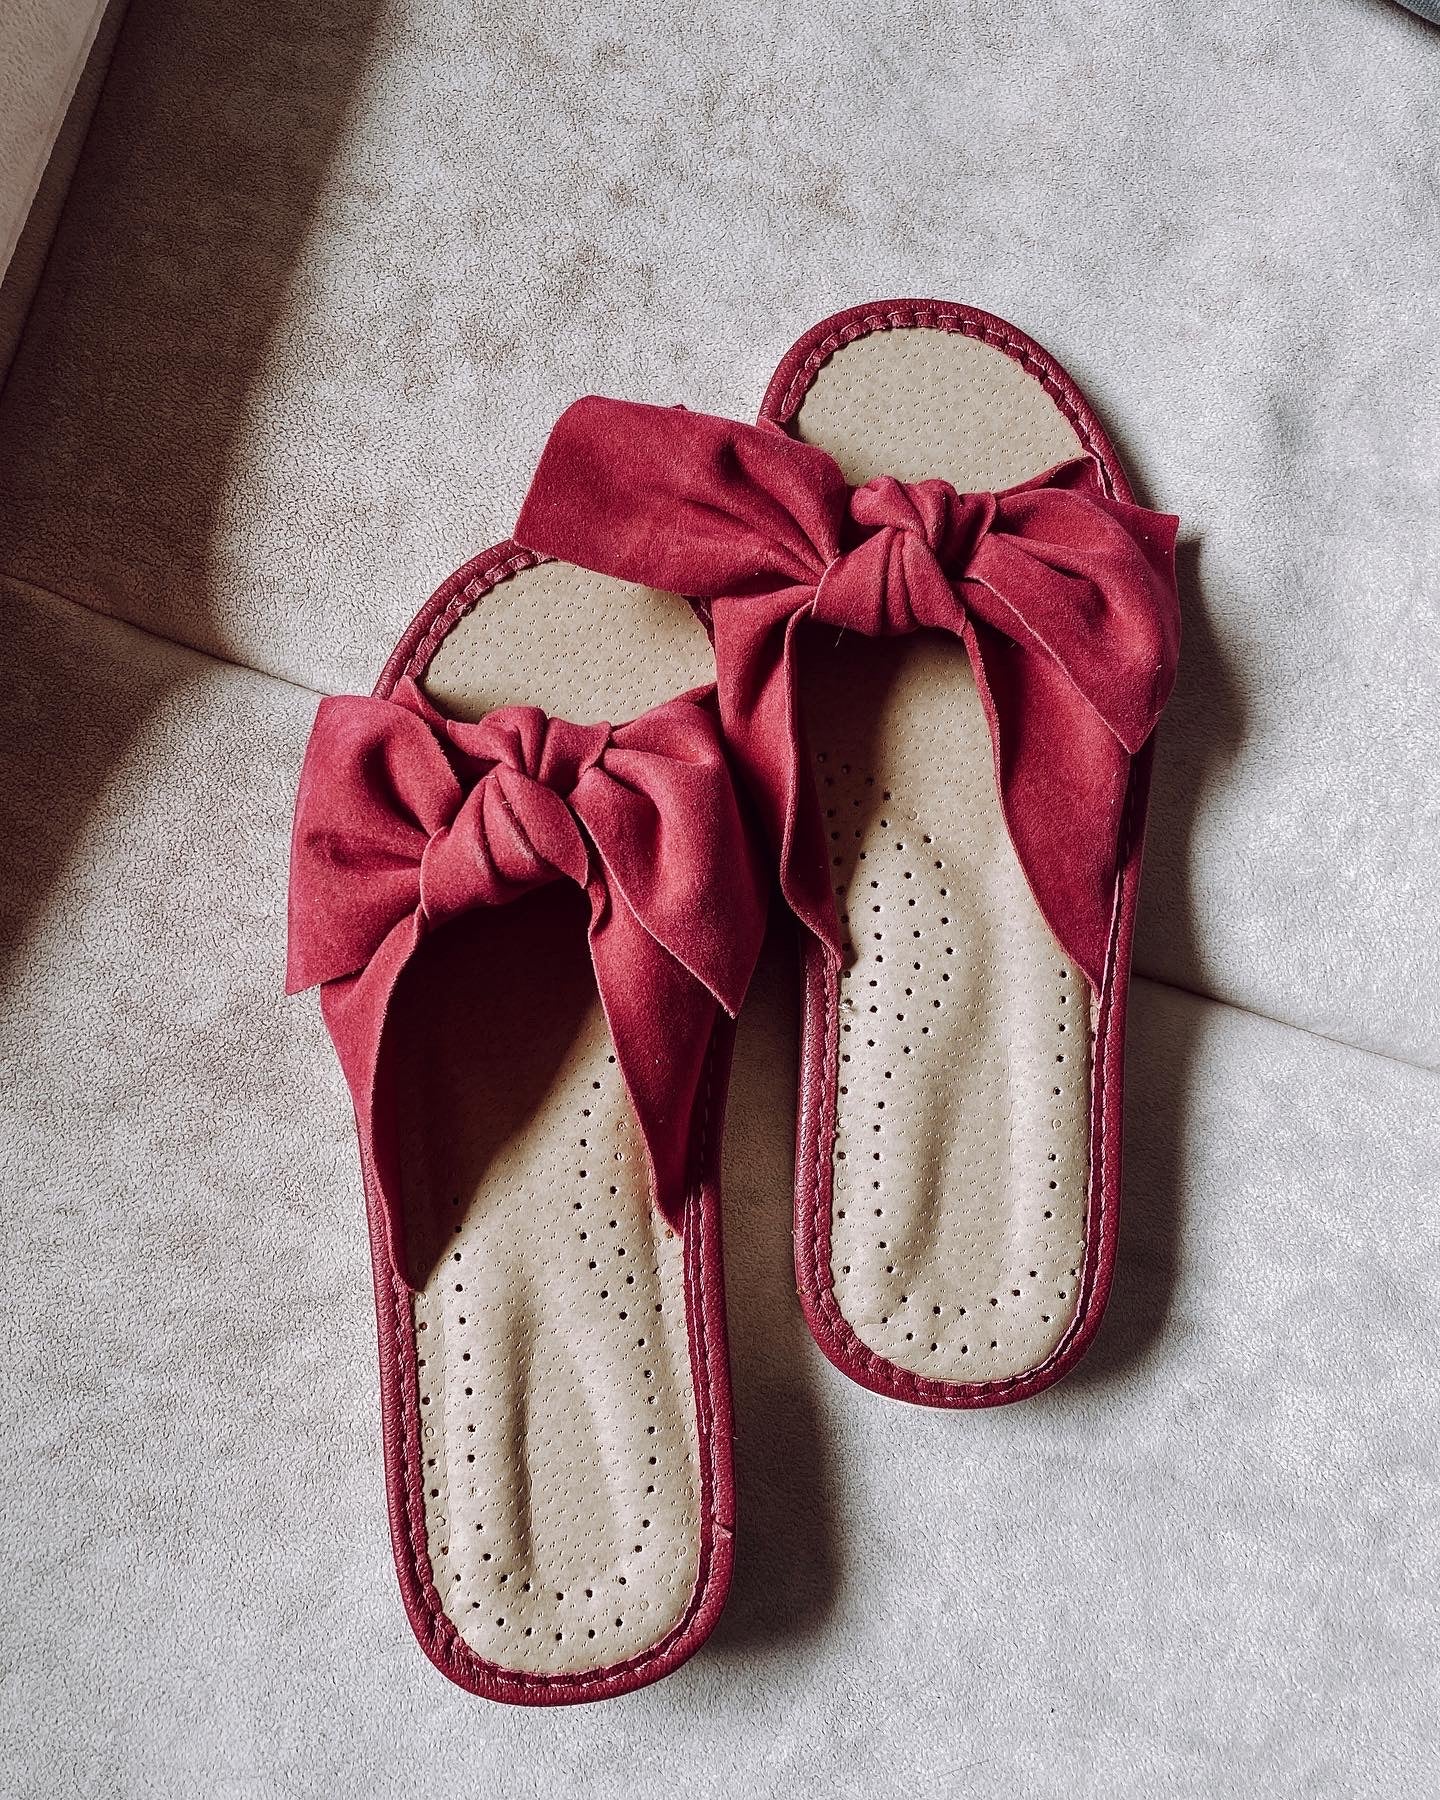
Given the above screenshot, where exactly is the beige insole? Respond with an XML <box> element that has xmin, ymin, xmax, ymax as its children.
<box><xmin>793</xmin><ymin>328</ymin><xmax>1095</xmax><ymax>1384</ymax></box>
<box><xmin>393</xmin><ymin>560</ymin><xmax>715</xmax><ymax>1677</ymax></box>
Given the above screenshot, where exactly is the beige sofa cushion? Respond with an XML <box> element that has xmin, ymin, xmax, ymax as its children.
<box><xmin>0</xmin><ymin>0</ymin><xmax>124</xmax><ymax>373</ymax></box>
<box><xmin>0</xmin><ymin>0</ymin><xmax>110</xmax><ymax>270</ymax></box>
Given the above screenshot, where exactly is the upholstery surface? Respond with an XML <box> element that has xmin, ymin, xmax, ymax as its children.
<box><xmin>0</xmin><ymin>0</ymin><xmax>111</xmax><ymax>275</ymax></box>
<box><xmin>2</xmin><ymin>0</ymin><xmax>1438</xmax><ymax>1793</ymax></box>
<box><xmin>0</xmin><ymin>0</ymin><xmax>130</xmax><ymax>380</ymax></box>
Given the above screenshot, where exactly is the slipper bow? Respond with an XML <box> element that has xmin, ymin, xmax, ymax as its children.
<box><xmin>516</xmin><ymin>396</ymin><xmax>1180</xmax><ymax>985</ymax></box>
<box><xmin>287</xmin><ymin>675</ymin><xmax>765</xmax><ymax>1279</ymax></box>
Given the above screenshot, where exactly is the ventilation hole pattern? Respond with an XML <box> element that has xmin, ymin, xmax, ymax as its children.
<box><xmin>810</xmin><ymin>638</ymin><xmax>1093</xmax><ymax>1386</ymax></box>
<box><xmin>405</xmin><ymin>970</ymin><xmax>701</xmax><ymax>1677</ymax></box>
<box><xmin>789</xmin><ymin>325</ymin><xmax>1096</xmax><ymax>1386</ymax></box>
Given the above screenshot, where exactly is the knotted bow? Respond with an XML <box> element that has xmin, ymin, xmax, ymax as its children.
<box><xmin>287</xmin><ymin>676</ymin><xmax>765</xmax><ymax>1283</ymax></box>
<box><xmin>515</xmin><ymin>397</ymin><xmax>1180</xmax><ymax>986</ymax></box>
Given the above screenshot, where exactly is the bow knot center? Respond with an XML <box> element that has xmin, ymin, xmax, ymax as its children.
<box><xmin>418</xmin><ymin>707</ymin><xmax>613</xmax><ymax>925</ymax></box>
<box><xmin>812</xmin><ymin>476</ymin><xmax>995</xmax><ymax>636</ymax></box>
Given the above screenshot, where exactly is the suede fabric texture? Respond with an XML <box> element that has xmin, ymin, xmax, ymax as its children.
<box><xmin>2</xmin><ymin>0</ymin><xmax>1439</xmax><ymax>1789</ymax></box>
<box><xmin>287</xmin><ymin>671</ymin><xmax>764</xmax><ymax>1273</ymax></box>
<box><xmin>2</xmin><ymin>575</ymin><xmax>1437</xmax><ymax>1792</ymax></box>
<box><xmin>515</xmin><ymin>395</ymin><xmax>1179</xmax><ymax>988</ymax></box>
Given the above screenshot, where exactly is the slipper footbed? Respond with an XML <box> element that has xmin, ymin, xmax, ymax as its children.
<box><xmin>388</xmin><ymin>559</ymin><xmax>721</xmax><ymax>1682</ymax></box>
<box><xmin>787</xmin><ymin>325</ymin><xmax>1098</xmax><ymax>1388</ymax></box>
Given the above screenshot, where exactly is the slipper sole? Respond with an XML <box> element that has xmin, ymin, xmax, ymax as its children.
<box><xmin>364</xmin><ymin>544</ymin><xmax>736</xmax><ymax>1700</ymax></box>
<box><xmin>763</xmin><ymin>299</ymin><xmax>1151</xmax><ymax>1406</ymax></box>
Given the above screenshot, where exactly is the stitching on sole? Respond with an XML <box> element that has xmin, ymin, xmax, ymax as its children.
<box><xmin>774</xmin><ymin>303</ymin><xmax>1117</xmax><ymax>500</ymax></box>
<box><xmin>372</xmin><ymin>599</ymin><xmax>727</xmax><ymax>1701</ymax></box>
<box><xmin>781</xmin><ymin>300</ymin><xmax>1135</xmax><ymax>1401</ymax></box>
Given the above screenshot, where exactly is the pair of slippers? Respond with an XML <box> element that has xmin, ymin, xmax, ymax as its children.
<box><xmin>287</xmin><ymin>299</ymin><xmax>1180</xmax><ymax>1704</ymax></box>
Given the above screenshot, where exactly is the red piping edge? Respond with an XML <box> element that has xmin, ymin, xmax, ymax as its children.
<box><xmin>353</xmin><ymin>541</ymin><xmax>737</xmax><ymax>1702</ymax></box>
<box><xmin>762</xmin><ymin>297</ymin><xmax>1153</xmax><ymax>1408</ymax></box>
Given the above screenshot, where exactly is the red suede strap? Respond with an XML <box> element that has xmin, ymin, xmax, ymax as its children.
<box><xmin>516</xmin><ymin>398</ymin><xmax>1180</xmax><ymax>985</ymax></box>
<box><xmin>287</xmin><ymin>677</ymin><xmax>765</xmax><ymax>1282</ymax></box>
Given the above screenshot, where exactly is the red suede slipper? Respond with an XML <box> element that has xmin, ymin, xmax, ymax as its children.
<box><xmin>515</xmin><ymin>299</ymin><xmax>1179</xmax><ymax>1408</ymax></box>
<box><xmin>287</xmin><ymin>542</ymin><xmax>764</xmax><ymax>1701</ymax></box>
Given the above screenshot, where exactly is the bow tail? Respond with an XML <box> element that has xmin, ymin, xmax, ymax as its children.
<box><xmin>317</xmin><ymin>914</ymin><xmax>425</xmax><ymax>1285</ymax></box>
<box><xmin>712</xmin><ymin>598</ymin><xmax>845</xmax><ymax>961</ymax></box>
<box><xmin>964</xmin><ymin>619</ymin><xmax>1134</xmax><ymax>991</ymax></box>
<box><xmin>586</xmin><ymin>878</ymin><xmax>724</xmax><ymax>1228</ymax></box>
<box><xmin>322</xmin><ymin>886</ymin><xmax>725</xmax><ymax>1285</ymax></box>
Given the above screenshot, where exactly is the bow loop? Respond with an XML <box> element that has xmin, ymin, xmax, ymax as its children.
<box><xmin>571</xmin><ymin>698</ymin><xmax>764</xmax><ymax>1018</ymax></box>
<box><xmin>960</xmin><ymin>465</ymin><xmax>1179</xmax><ymax>753</ymax></box>
<box><xmin>814</xmin><ymin>476</ymin><xmax>994</xmax><ymax>636</ymax></box>
<box><xmin>284</xmin><ymin>688</ymin><xmax>461</xmax><ymax>995</ymax></box>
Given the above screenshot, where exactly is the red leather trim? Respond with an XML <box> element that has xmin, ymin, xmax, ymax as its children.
<box><xmin>764</xmin><ymin>298</ymin><xmax>1155</xmax><ymax>1406</ymax></box>
<box><xmin>350</xmin><ymin>545</ymin><xmax>736</xmax><ymax>1701</ymax></box>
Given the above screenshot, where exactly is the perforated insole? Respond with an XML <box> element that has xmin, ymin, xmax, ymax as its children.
<box><xmin>791</xmin><ymin>328</ymin><xmax>1095</xmax><ymax>1385</ymax></box>
<box><xmin>393</xmin><ymin>559</ymin><xmax>715</xmax><ymax>1677</ymax></box>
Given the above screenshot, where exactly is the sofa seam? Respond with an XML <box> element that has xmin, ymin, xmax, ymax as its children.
<box><xmin>1</xmin><ymin>570</ymin><xmax>330</xmax><ymax>700</ymax></box>
<box><xmin>1130</xmin><ymin>972</ymin><xmax>1440</xmax><ymax>1078</ymax></box>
